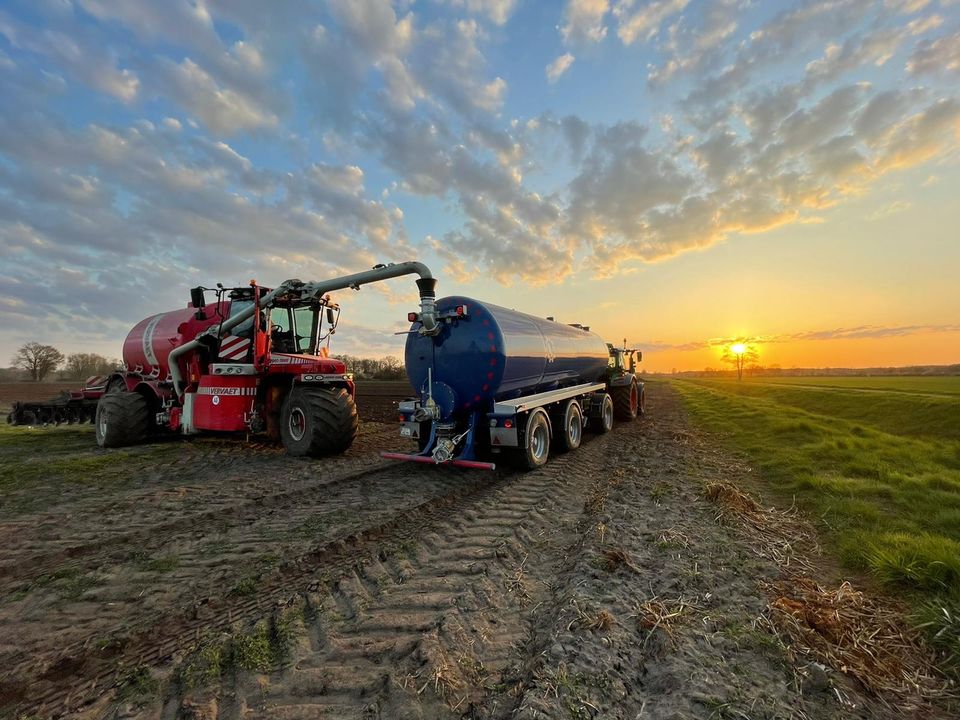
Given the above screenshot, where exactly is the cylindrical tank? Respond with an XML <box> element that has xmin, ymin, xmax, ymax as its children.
<box><xmin>122</xmin><ymin>302</ymin><xmax>228</xmax><ymax>377</ymax></box>
<box><xmin>405</xmin><ymin>296</ymin><xmax>609</xmax><ymax>418</ymax></box>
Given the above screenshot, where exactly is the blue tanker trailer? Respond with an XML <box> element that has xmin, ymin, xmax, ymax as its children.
<box><xmin>381</xmin><ymin>294</ymin><xmax>644</xmax><ymax>470</ymax></box>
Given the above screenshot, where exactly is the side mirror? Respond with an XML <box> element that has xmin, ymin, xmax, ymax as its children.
<box><xmin>190</xmin><ymin>287</ymin><xmax>206</xmax><ymax>309</ymax></box>
<box><xmin>326</xmin><ymin>307</ymin><xmax>335</xmax><ymax>325</ymax></box>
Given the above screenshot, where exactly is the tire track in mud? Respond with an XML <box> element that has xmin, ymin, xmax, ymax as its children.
<box><xmin>3</xmin><ymin>459</ymin><xmax>512</xmax><ymax>719</ymax></box>
<box><xmin>0</xmin><ymin>426</ymin><xmax>400</xmax><ymax>587</ymax></box>
<box><xmin>4</xmin><ymin>420</ymin><xmax>631</xmax><ymax>720</ymax></box>
<box><xmin>215</xmin><ymin>429</ymin><xmax>628</xmax><ymax>720</ymax></box>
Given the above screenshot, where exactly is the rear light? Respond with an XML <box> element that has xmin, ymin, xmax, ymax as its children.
<box><xmin>504</xmin><ymin>419</ymin><xmax>513</xmax><ymax>428</ymax></box>
<box><xmin>399</xmin><ymin>414</ymin><xmax>405</xmax><ymax>422</ymax></box>
<box><xmin>408</xmin><ymin>312</ymin><xmax>419</xmax><ymax>322</ymax></box>
<box><xmin>455</xmin><ymin>305</ymin><xmax>468</xmax><ymax>316</ymax></box>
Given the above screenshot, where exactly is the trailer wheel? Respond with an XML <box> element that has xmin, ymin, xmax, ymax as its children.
<box><xmin>520</xmin><ymin>409</ymin><xmax>551</xmax><ymax>470</ymax></box>
<box><xmin>281</xmin><ymin>386</ymin><xmax>359</xmax><ymax>457</ymax></box>
<box><xmin>555</xmin><ymin>400</ymin><xmax>583</xmax><ymax>452</ymax></box>
<box><xmin>612</xmin><ymin>379</ymin><xmax>639</xmax><ymax>421</ymax></box>
<box><xmin>591</xmin><ymin>393</ymin><xmax>614</xmax><ymax>434</ymax></box>
<box><xmin>96</xmin><ymin>392</ymin><xmax>150</xmax><ymax>448</ymax></box>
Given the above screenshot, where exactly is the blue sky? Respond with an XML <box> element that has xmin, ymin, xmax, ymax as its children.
<box><xmin>1</xmin><ymin>0</ymin><xmax>959</xmax><ymax>371</ymax></box>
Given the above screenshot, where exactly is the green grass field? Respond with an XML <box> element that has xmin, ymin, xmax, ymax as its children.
<box><xmin>687</xmin><ymin>376</ymin><xmax>960</xmax><ymax>441</ymax></box>
<box><xmin>671</xmin><ymin>376</ymin><xmax>960</xmax><ymax>666</ymax></box>
<box><xmin>0</xmin><ymin>424</ymin><xmax>178</xmax><ymax>515</ymax></box>
<box><xmin>744</xmin><ymin>375</ymin><xmax>960</xmax><ymax>396</ymax></box>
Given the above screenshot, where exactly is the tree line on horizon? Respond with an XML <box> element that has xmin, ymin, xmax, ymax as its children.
<box><xmin>5</xmin><ymin>342</ymin><xmax>121</xmax><ymax>382</ymax></box>
<box><xmin>4</xmin><ymin>342</ymin><xmax>410</xmax><ymax>383</ymax></box>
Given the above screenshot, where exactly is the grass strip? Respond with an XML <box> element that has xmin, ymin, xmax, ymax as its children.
<box><xmin>671</xmin><ymin>378</ymin><xmax>960</xmax><ymax>667</ymax></box>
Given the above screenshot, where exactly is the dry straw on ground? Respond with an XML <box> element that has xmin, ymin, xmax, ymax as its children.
<box><xmin>704</xmin><ymin>479</ymin><xmax>958</xmax><ymax>711</ymax></box>
<box><xmin>761</xmin><ymin>576</ymin><xmax>955</xmax><ymax>709</ymax></box>
<box><xmin>705</xmin><ymin>481</ymin><xmax>819</xmax><ymax>572</ymax></box>
<box><xmin>631</xmin><ymin>596</ymin><xmax>694</xmax><ymax>643</ymax></box>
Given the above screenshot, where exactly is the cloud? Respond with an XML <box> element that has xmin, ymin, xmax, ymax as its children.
<box><xmin>613</xmin><ymin>0</ymin><xmax>690</xmax><ymax>45</ymax></box>
<box><xmin>873</xmin><ymin>98</ymin><xmax>960</xmax><ymax>171</ymax></box>
<box><xmin>1</xmin><ymin>0</ymin><xmax>958</xmax><ymax>343</ymax></box>
<box><xmin>154</xmin><ymin>58</ymin><xmax>279</xmax><ymax>134</ymax></box>
<box><xmin>683</xmin><ymin>1</ymin><xmax>873</xmax><ymax>111</ymax></box>
<box><xmin>0</xmin><ymin>11</ymin><xmax>140</xmax><ymax>102</ymax></box>
<box><xmin>802</xmin><ymin>29</ymin><xmax>907</xmax><ymax>90</ymax></box>
<box><xmin>0</xmin><ymin>107</ymin><xmax>408</xmax><ymax>341</ymax></box>
<box><xmin>77</xmin><ymin>0</ymin><xmax>222</xmax><ymax>56</ymax></box>
<box><xmin>561</xmin><ymin>0</ymin><xmax>610</xmax><ymax>44</ymax></box>
<box><xmin>867</xmin><ymin>199</ymin><xmax>912</xmax><ymax>220</ymax></box>
<box><xmin>640</xmin><ymin>323</ymin><xmax>960</xmax><ymax>353</ymax></box>
<box><xmin>790</xmin><ymin>323</ymin><xmax>960</xmax><ymax>341</ymax></box>
<box><xmin>647</xmin><ymin>0</ymin><xmax>741</xmax><ymax>86</ymax></box>
<box><xmin>907</xmin><ymin>31</ymin><xmax>960</xmax><ymax>74</ymax></box>
<box><xmin>415</xmin><ymin>19</ymin><xmax>508</xmax><ymax>116</ymax></box>
<box><xmin>438</xmin><ymin>0</ymin><xmax>518</xmax><ymax>25</ymax></box>
<box><xmin>546</xmin><ymin>53</ymin><xmax>576</xmax><ymax>83</ymax></box>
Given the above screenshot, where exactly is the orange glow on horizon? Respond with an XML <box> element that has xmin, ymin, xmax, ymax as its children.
<box><xmin>640</xmin><ymin>330</ymin><xmax>960</xmax><ymax>374</ymax></box>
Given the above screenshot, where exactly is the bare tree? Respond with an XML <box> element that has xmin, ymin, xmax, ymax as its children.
<box><xmin>721</xmin><ymin>343</ymin><xmax>759</xmax><ymax>381</ymax></box>
<box><xmin>332</xmin><ymin>354</ymin><xmax>407</xmax><ymax>380</ymax></box>
<box><xmin>63</xmin><ymin>353</ymin><xmax>121</xmax><ymax>380</ymax></box>
<box><xmin>11</xmin><ymin>342</ymin><xmax>65</xmax><ymax>381</ymax></box>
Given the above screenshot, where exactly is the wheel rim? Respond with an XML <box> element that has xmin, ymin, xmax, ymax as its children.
<box><xmin>603</xmin><ymin>398</ymin><xmax>614</xmax><ymax>429</ymax></box>
<box><xmin>288</xmin><ymin>407</ymin><xmax>307</xmax><ymax>441</ymax></box>
<box><xmin>567</xmin><ymin>407</ymin><xmax>581</xmax><ymax>445</ymax></box>
<box><xmin>531</xmin><ymin>420</ymin><xmax>548</xmax><ymax>461</ymax></box>
<box><xmin>97</xmin><ymin>409</ymin><xmax>107</xmax><ymax>440</ymax></box>
<box><xmin>630</xmin><ymin>384</ymin><xmax>638</xmax><ymax>414</ymax></box>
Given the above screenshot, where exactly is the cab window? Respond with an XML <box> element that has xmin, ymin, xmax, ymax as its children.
<box><xmin>230</xmin><ymin>300</ymin><xmax>255</xmax><ymax>338</ymax></box>
<box><xmin>293</xmin><ymin>307</ymin><xmax>318</xmax><ymax>353</ymax></box>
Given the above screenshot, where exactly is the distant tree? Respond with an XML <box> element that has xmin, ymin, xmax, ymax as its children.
<box><xmin>11</xmin><ymin>342</ymin><xmax>65</xmax><ymax>381</ymax></box>
<box><xmin>721</xmin><ymin>343</ymin><xmax>759</xmax><ymax>381</ymax></box>
<box><xmin>332</xmin><ymin>354</ymin><xmax>407</xmax><ymax>380</ymax></box>
<box><xmin>62</xmin><ymin>353</ymin><xmax>121</xmax><ymax>380</ymax></box>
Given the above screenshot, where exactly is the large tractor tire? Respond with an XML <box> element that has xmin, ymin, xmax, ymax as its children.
<box><xmin>612</xmin><ymin>379</ymin><xmax>640</xmax><ymax>421</ymax></box>
<box><xmin>519</xmin><ymin>409</ymin><xmax>551</xmax><ymax>470</ymax></box>
<box><xmin>96</xmin><ymin>392</ymin><xmax>150</xmax><ymax>448</ymax></box>
<box><xmin>280</xmin><ymin>386</ymin><xmax>359</xmax><ymax>457</ymax></box>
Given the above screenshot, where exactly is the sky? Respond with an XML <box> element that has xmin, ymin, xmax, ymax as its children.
<box><xmin>0</xmin><ymin>0</ymin><xmax>958</xmax><ymax>373</ymax></box>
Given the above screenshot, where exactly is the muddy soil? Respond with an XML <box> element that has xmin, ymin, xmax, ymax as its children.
<box><xmin>0</xmin><ymin>383</ymin><xmax>940</xmax><ymax>719</ymax></box>
<box><xmin>0</xmin><ymin>381</ymin><xmax>79</xmax><ymax>409</ymax></box>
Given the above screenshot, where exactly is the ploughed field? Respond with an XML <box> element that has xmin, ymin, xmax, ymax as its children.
<box><xmin>0</xmin><ymin>381</ymin><xmax>956</xmax><ymax>719</ymax></box>
<box><xmin>0</xmin><ymin>382</ymin><xmax>80</xmax><ymax>408</ymax></box>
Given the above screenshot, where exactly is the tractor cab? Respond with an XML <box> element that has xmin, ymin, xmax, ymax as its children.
<box><xmin>267</xmin><ymin>296</ymin><xmax>340</xmax><ymax>358</ymax></box>
<box><xmin>202</xmin><ymin>284</ymin><xmax>342</xmax><ymax>370</ymax></box>
<box><xmin>607</xmin><ymin>343</ymin><xmax>641</xmax><ymax>376</ymax></box>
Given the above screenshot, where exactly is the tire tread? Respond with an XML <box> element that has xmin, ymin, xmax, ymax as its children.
<box><xmin>96</xmin><ymin>393</ymin><xmax>150</xmax><ymax>447</ymax></box>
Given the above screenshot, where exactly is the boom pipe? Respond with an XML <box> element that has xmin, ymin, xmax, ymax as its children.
<box><xmin>168</xmin><ymin>262</ymin><xmax>438</xmax><ymax>398</ymax></box>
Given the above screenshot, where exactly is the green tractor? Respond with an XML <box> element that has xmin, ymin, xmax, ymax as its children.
<box><xmin>606</xmin><ymin>342</ymin><xmax>645</xmax><ymax>420</ymax></box>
